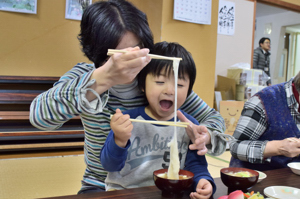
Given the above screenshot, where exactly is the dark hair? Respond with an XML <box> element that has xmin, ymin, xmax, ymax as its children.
<box><xmin>78</xmin><ymin>0</ymin><xmax>154</xmax><ymax>68</ymax></box>
<box><xmin>138</xmin><ymin>41</ymin><xmax>196</xmax><ymax>96</ymax></box>
<box><xmin>259</xmin><ymin>37</ymin><xmax>271</xmax><ymax>46</ymax></box>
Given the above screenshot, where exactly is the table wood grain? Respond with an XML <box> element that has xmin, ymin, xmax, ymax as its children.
<box><xmin>41</xmin><ymin>168</ymin><xmax>299</xmax><ymax>199</ymax></box>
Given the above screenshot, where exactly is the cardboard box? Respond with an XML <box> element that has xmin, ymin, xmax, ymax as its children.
<box><xmin>215</xmin><ymin>75</ymin><xmax>236</xmax><ymax>100</ymax></box>
<box><xmin>236</xmin><ymin>85</ymin><xmax>249</xmax><ymax>101</ymax></box>
<box><xmin>215</xmin><ymin>76</ymin><xmax>237</xmax><ymax>111</ymax></box>
<box><xmin>227</xmin><ymin>68</ymin><xmax>252</xmax><ymax>85</ymax></box>
<box><xmin>236</xmin><ymin>85</ymin><xmax>266</xmax><ymax>101</ymax></box>
<box><xmin>220</xmin><ymin>101</ymin><xmax>244</xmax><ymax>135</ymax></box>
<box><xmin>252</xmin><ymin>69</ymin><xmax>263</xmax><ymax>86</ymax></box>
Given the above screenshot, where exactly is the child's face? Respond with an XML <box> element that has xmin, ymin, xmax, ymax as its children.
<box><xmin>144</xmin><ymin>68</ymin><xmax>190</xmax><ymax>121</ymax></box>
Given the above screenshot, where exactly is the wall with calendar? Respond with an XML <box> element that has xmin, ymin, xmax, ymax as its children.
<box><xmin>161</xmin><ymin>0</ymin><xmax>219</xmax><ymax>106</ymax></box>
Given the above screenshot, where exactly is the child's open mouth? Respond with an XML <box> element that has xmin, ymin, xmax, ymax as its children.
<box><xmin>159</xmin><ymin>100</ymin><xmax>173</xmax><ymax>111</ymax></box>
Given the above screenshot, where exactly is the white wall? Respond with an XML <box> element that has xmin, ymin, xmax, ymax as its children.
<box><xmin>215</xmin><ymin>0</ymin><xmax>254</xmax><ymax>86</ymax></box>
<box><xmin>255</xmin><ymin>11</ymin><xmax>300</xmax><ymax>84</ymax></box>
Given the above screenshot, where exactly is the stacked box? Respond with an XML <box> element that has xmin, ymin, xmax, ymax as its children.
<box><xmin>252</xmin><ymin>69</ymin><xmax>265</xmax><ymax>86</ymax></box>
<box><xmin>227</xmin><ymin>68</ymin><xmax>252</xmax><ymax>86</ymax></box>
<box><xmin>236</xmin><ymin>84</ymin><xmax>266</xmax><ymax>101</ymax></box>
<box><xmin>227</xmin><ymin>68</ymin><xmax>266</xmax><ymax>101</ymax></box>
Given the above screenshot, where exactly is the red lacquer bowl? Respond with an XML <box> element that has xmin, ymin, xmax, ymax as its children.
<box><xmin>153</xmin><ymin>169</ymin><xmax>194</xmax><ymax>198</ymax></box>
<box><xmin>221</xmin><ymin>167</ymin><xmax>259</xmax><ymax>193</ymax></box>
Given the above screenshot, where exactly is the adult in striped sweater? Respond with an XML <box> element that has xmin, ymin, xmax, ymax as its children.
<box><xmin>253</xmin><ymin>37</ymin><xmax>271</xmax><ymax>86</ymax></box>
<box><xmin>29</xmin><ymin>0</ymin><xmax>226</xmax><ymax>194</ymax></box>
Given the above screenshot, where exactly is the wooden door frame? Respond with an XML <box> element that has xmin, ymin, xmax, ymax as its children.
<box><xmin>248</xmin><ymin>0</ymin><xmax>300</xmax><ymax>67</ymax></box>
<box><xmin>256</xmin><ymin>0</ymin><xmax>300</xmax><ymax>12</ymax></box>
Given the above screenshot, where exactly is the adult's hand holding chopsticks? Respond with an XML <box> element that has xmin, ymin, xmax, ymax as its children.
<box><xmin>87</xmin><ymin>47</ymin><xmax>151</xmax><ymax>102</ymax></box>
<box><xmin>103</xmin><ymin>47</ymin><xmax>151</xmax><ymax>86</ymax></box>
<box><xmin>177</xmin><ymin>110</ymin><xmax>209</xmax><ymax>156</ymax></box>
<box><xmin>110</xmin><ymin>109</ymin><xmax>133</xmax><ymax>148</ymax></box>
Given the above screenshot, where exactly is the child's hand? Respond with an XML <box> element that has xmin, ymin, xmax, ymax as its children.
<box><xmin>177</xmin><ymin>110</ymin><xmax>209</xmax><ymax>155</ymax></box>
<box><xmin>110</xmin><ymin>108</ymin><xmax>133</xmax><ymax>148</ymax></box>
<box><xmin>189</xmin><ymin>179</ymin><xmax>213</xmax><ymax>199</ymax></box>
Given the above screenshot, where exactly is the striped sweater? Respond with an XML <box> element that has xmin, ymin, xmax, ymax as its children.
<box><xmin>29</xmin><ymin>62</ymin><xmax>226</xmax><ymax>191</ymax></box>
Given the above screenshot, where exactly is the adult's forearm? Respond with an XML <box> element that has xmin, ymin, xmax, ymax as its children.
<box><xmin>263</xmin><ymin>140</ymin><xmax>282</xmax><ymax>158</ymax></box>
<box><xmin>29</xmin><ymin>63</ymin><xmax>96</xmax><ymax>130</ymax></box>
<box><xmin>30</xmin><ymin>93</ymin><xmax>69</xmax><ymax>130</ymax></box>
<box><xmin>87</xmin><ymin>67</ymin><xmax>114</xmax><ymax>101</ymax></box>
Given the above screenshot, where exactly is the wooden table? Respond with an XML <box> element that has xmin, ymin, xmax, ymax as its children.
<box><xmin>42</xmin><ymin>168</ymin><xmax>299</xmax><ymax>199</ymax></box>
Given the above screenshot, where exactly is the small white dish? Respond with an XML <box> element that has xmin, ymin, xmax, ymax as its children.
<box><xmin>255</xmin><ymin>170</ymin><xmax>267</xmax><ymax>183</ymax></box>
<box><xmin>264</xmin><ymin>186</ymin><xmax>300</xmax><ymax>199</ymax></box>
<box><xmin>288</xmin><ymin>162</ymin><xmax>300</xmax><ymax>175</ymax></box>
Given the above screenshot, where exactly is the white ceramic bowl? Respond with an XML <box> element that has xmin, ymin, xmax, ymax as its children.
<box><xmin>288</xmin><ymin>162</ymin><xmax>300</xmax><ymax>175</ymax></box>
<box><xmin>255</xmin><ymin>170</ymin><xmax>267</xmax><ymax>183</ymax></box>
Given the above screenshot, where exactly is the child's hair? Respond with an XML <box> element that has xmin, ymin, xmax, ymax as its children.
<box><xmin>78</xmin><ymin>0</ymin><xmax>154</xmax><ymax>68</ymax></box>
<box><xmin>138</xmin><ymin>41</ymin><xmax>196</xmax><ymax>95</ymax></box>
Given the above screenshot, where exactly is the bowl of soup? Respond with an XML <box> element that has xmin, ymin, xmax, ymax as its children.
<box><xmin>153</xmin><ymin>169</ymin><xmax>194</xmax><ymax>198</ymax></box>
<box><xmin>220</xmin><ymin>167</ymin><xmax>259</xmax><ymax>193</ymax></box>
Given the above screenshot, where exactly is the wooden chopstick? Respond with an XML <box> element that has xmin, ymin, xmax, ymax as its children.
<box><xmin>129</xmin><ymin>119</ymin><xmax>188</xmax><ymax>127</ymax></box>
<box><xmin>107</xmin><ymin>49</ymin><xmax>182</xmax><ymax>61</ymax></box>
<box><xmin>110</xmin><ymin>115</ymin><xmax>188</xmax><ymax>128</ymax></box>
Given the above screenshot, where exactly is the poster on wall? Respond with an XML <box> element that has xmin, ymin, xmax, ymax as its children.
<box><xmin>173</xmin><ymin>0</ymin><xmax>211</xmax><ymax>25</ymax></box>
<box><xmin>65</xmin><ymin>0</ymin><xmax>92</xmax><ymax>21</ymax></box>
<box><xmin>218</xmin><ymin>0</ymin><xmax>235</xmax><ymax>35</ymax></box>
<box><xmin>0</xmin><ymin>0</ymin><xmax>37</xmax><ymax>14</ymax></box>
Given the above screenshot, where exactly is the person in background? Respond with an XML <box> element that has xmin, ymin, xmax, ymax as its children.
<box><xmin>253</xmin><ymin>37</ymin><xmax>271</xmax><ymax>86</ymax></box>
<box><xmin>30</xmin><ymin>0</ymin><xmax>226</xmax><ymax>194</ymax></box>
<box><xmin>229</xmin><ymin>71</ymin><xmax>300</xmax><ymax>171</ymax></box>
<box><xmin>101</xmin><ymin>42</ymin><xmax>215</xmax><ymax>199</ymax></box>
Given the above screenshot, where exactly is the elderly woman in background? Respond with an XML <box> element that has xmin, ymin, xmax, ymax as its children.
<box><xmin>230</xmin><ymin>71</ymin><xmax>300</xmax><ymax>171</ymax></box>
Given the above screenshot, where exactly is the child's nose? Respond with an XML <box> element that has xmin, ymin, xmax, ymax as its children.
<box><xmin>163</xmin><ymin>83</ymin><xmax>175</xmax><ymax>95</ymax></box>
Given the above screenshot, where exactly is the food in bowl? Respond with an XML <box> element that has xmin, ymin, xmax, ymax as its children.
<box><xmin>220</xmin><ymin>167</ymin><xmax>259</xmax><ymax>193</ymax></box>
<box><xmin>225</xmin><ymin>171</ymin><xmax>255</xmax><ymax>177</ymax></box>
<box><xmin>288</xmin><ymin>162</ymin><xmax>300</xmax><ymax>175</ymax></box>
<box><xmin>153</xmin><ymin>169</ymin><xmax>194</xmax><ymax>198</ymax></box>
<box><xmin>244</xmin><ymin>191</ymin><xmax>264</xmax><ymax>199</ymax></box>
<box><xmin>157</xmin><ymin>172</ymin><xmax>191</xmax><ymax>180</ymax></box>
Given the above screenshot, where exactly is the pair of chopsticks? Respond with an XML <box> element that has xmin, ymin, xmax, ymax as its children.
<box><xmin>110</xmin><ymin>115</ymin><xmax>188</xmax><ymax>128</ymax></box>
<box><xmin>107</xmin><ymin>49</ymin><xmax>182</xmax><ymax>61</ymax></box>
